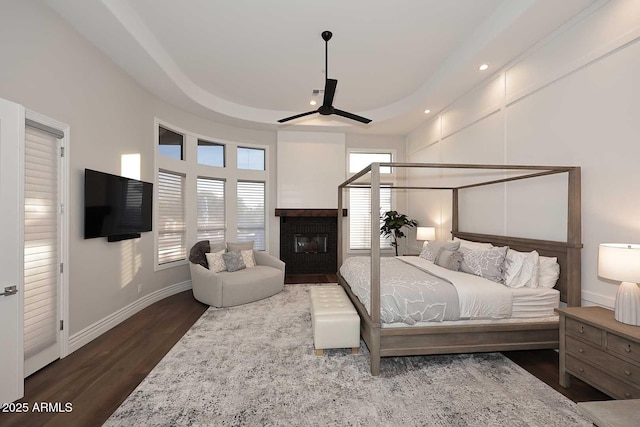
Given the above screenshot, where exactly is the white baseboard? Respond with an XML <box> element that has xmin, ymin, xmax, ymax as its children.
<box><xmin>68</xmin><ymin>280</ymin><xmax>192</xmax><ymax>354</ymax></box>
<box><xmin>581</xmin><ymin>290</ymin><xmax>615</xmax><ymax>309</ymax></box>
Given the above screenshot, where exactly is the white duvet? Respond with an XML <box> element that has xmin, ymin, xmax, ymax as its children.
<box><xmin>399</xmin><ymin>256</ymin><xmax>512</xmax><ymax>319</ymax></box>
<box><xmin>340</xmin><ymin>255</ymin><xmax>512</xmax><ymax>324</ymax></box>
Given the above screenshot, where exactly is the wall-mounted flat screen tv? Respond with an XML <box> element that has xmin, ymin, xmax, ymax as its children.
<box><xmin>84</xmin><ymin>169</ymin><xmax>153</xmax><ymax>241</ymax></box>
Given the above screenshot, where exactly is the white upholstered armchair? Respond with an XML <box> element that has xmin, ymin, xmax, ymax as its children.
<box><xmin>189</xmin><ymin>242</ymin><xmax>285</xmax><ymax>307</ymax></box>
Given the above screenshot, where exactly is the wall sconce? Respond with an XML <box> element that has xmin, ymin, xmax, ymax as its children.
<box><xmin>416</xmin><ymin>226</ymin><xmax>436</xmax><ymax>250</ymax></box>
<box><xmin>598</xmin><ymin>243</ymin><xmax>640</xmax><ymax>326</ymax></box>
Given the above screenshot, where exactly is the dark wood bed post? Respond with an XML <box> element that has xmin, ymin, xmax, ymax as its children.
<box><xmin>567</xmin><ymin>167</ymin><xmax>582</xmax><ymax>307</ymax></box>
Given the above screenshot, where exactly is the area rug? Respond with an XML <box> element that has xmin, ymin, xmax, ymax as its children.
<box><xmin>106</xmin><ymin>284</ymin><xmax>589</xmax><ymax>426</ymax></box>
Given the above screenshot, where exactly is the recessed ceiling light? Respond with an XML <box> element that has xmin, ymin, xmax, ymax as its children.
<box><xmin>424</xmin><ymin>109</ymin><xmax>431</xmax><ymax>114</ymax></box>
<box><xmin>309</xmin><ymin>100</ymin><xmax>317</xmax><ymax>106</ymax></box>
<box><xmin>478</xmin><ymin>64</ymin><xmax>489</xmax><ymax>71</ymax></box>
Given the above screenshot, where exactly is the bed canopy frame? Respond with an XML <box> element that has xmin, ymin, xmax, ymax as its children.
<box><xmin>337</xmin><ymin>163</ymin><xmax>582</xmax><ymax>375</ymax></box>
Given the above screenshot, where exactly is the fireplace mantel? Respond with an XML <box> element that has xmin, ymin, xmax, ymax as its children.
<box><xmin>275</xmin><ymin>209</ymin><xmax>347</xmax><ymax>217</ymax></box>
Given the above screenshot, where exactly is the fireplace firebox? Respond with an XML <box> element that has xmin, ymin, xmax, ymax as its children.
<box><xmin>294</xmin><ymin>234</ymin><xmax>328</xmax><ymax>254</ymax></box>
<box><xmin>276</xmin><ymin>209</ymin><xmax>346</xmax><ymax>275</ymax></box>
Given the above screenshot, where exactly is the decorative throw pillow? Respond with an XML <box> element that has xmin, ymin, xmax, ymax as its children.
<box><xmin>419</xmin><ymin>241</ymin><xmax>460</xmax><ymax>262</ymax></box>
<box><xmin>435</xmin><ymin>248</ymin><xmax>463</xmax><ymax>271</ymax></box>
<box><xmin>241</xmin><ymin>249</ymin><xmax>256</xmax><ymax>268</ymax></box>
<box><xmin>538</xmin><ymin>256</ymin><xmax>560</xmax><ymax>288</ymax></box>
<box><xmin>460</xmin><ymin>246</ymin><xmax>508</xmax><ymax>283</ymax></box>
<box><xmin>205</xmin><ymin>249</ymin><xmax>227</xmax><ymax>273</ymax></box>
<box><xmin>227</xmin><ymin>241</ymin><xmax>254</xmax><ymax>252</ymax></box>
<box><xmin>222</xmin><ymin>251</ymin><xmax>246</xmax><ymax>272</ymax></box>
<box><xmin>503</xmin><ymin>249</ymin><xmax>539</xmax><ymax>288</ymax></box>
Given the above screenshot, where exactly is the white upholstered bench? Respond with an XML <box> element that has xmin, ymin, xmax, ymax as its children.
<box><xmin>310</xmin><ymin>285</ymin><xmax>360</xmax><ymax>356</ymax></box>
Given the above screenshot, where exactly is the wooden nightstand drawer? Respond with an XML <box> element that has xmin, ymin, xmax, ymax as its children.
<box><xmin>566</xmin><ymin>317</ymin><xmax>602</xmax><ymax>346</ymax></box>
<box><xmin>567</xmin><ymin>336</ymin><xmax>640</xmax><ymax>386</ymax></box>
<box><xmin>567</xmin><ymin>355</ymin><xmax>640</xmax><ymax>399</ymax></box>
<box><xmin>608</xmin><ymin>334</ymin><xmax>640</xmax><ymax>364</ymax></box>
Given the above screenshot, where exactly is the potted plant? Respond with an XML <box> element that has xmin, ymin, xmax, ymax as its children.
<box><xmin>380</xmin><ymin>210</ymin><xmax>418</xmax><ymax>256</ymax></box>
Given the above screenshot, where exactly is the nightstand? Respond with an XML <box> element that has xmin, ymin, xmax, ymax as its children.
<box><xmin>556</xmin><ymin>306</ymin><xmax>640</xmax><ymax>399</ymax></box>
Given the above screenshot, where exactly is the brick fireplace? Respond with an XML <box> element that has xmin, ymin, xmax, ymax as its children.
<box><xmin>276</xmin><ymin>209</ymin><xmax>346</xmax><ymax>275</ymax></box>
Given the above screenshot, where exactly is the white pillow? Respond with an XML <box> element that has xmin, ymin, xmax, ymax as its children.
<box><xmin>205</xmin><ymin>249</ymin><xmax>226</xmax><ymax>273</ymax></box>
<box><xmin>241</xmin><ymin>249</ymin><xmax>256</xmax><ymax>268</ymax></box>
<box><xmin>504</xmin><ymin>249</ymin><xmax>539</xmax><ymax>288</ymax></box>
<box><xmin>538</xmin><ymin>256</ymin><xmax>560</xmax><ymax>288</ymax></box>
<box><xmin>453</xmin><ymin>237</ymin><xmax>493</xmax><ymax>251</ymax></box>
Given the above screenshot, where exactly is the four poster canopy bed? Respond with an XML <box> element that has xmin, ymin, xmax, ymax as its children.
<box><xmin>337</xmin><ymin>163</ymin><xmax>582</xmax><ymax>375</ymax></box>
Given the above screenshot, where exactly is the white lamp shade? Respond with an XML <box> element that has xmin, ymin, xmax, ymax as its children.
<box><xmin>598</xmin><ymin>243</ymin><xmax>640</xmax><ymax>283</ymax></box>
<box><xmin>416</xmin><ymin>226</ymin><xmax>436</xmax><ymax>241</ymax></box>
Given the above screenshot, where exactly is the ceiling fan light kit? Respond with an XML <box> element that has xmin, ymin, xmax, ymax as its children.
<box><xmin>278</xmin><ymin>31</ymin><xmax>372</xmax><ymax>125</ymax></box>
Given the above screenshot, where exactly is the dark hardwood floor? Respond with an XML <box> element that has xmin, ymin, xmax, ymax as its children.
<box><xmin>0</xmin><ymin>277</ymin><xmax>608</xmax><ymax>426</ymax></box>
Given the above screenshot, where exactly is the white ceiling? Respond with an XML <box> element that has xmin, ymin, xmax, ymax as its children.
<box><xmin>45</xmin><ymin>0</ymin><xmax>596</xmax><ymax>134</ymax></box>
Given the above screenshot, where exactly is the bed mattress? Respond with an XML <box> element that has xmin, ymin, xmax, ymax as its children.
<box><xmin>510</xmin><ymin>286</ymin><xmax>559</xmax><ymax>318</ymax></box>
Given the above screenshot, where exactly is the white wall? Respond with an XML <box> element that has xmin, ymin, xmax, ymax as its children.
<box><xmin>406</xmin><ymin>0</ymin><xmax>640</xmax><ymax>307</ymax></box>
<box><xmin>0</xmin><ymin>1</ymin><xmax>277</xmax><ymax>337</ymax></box>
<box><xmin>277</xmin><ymin>131</ymin><xmax>345</xmax><ymax>209</ymax></box>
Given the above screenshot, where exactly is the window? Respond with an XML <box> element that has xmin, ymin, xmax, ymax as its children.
<box><xmin>349</xmin><ymin>152</ymin><xmax>392</xmax><ymax>174</ymax></box>
<box><xmin>197</xmin><ymin>177</ymin><xmax>225</xmax><ymax>243</ymax></box>
<box><xmin>237</xmin><ymin>147</ymin><xmax>265</xmax><ymax>170</ymax></box>
<box><xmin>349</xmin><ymin>185</ymin><xmax>392</xmax><ymax>250</ymax></box>
<box><xmin>237</xmin><ymin>181</ymin><xmax>265</xmax><ymax>250</ymax></box>
<box><xmin>156</xmin><ymin>120</ymin><xmax>270</xmax><ymax>262</ymax></box>
<box><xmin>198</xmin><ymin>140</ymin><xmax>225</xmax><ymax>167</ymax></box>
<box><xmin>157</xmin><ymin>171</ymin><xmax>186</xmax><ymax>264</ymax></box>
<box><xmin>159</xmin><ymin>126</ymin><xmax>184</xmax><ymax>160</ymax></box>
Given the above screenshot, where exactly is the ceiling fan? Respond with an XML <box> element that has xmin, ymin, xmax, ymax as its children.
<box><xmin>278</xmin><ymin>31</ymin><xmax>372</xmax><ymax>125</ymax></box>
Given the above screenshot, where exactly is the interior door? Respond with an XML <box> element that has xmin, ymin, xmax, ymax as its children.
<box><xmin>0</xmin><ymin>97</ymin><xmax>25</xmax><ymax>403</ymax></box>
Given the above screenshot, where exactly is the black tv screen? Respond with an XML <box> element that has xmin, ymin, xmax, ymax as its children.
<box><xmin>84</xmin><ymin>169</ymin><xmax>153</xmax><ymax>239</ymax></box>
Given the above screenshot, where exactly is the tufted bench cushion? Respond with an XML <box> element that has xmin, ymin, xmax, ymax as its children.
<box><xmin>310</xmin><ymin>285</ymin><xmax>360</xmax><ymax>356</ymax></box>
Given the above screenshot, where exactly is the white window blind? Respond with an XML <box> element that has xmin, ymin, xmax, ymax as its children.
<box><xmin>237</xmin><ymin>181</ymin><xmax>265</xmax><ymax>250</ymax></box>
<box><xmin>197</xmin><ymin>177</ymin><xmax>225</xmax><ymax>243</ymax></box>
<box><xmin>158</xmin><ymin>171</ymin><xmax>186</xmax><ymax>264</ymax></box>
<box><xmin>349</xmin><ymin>186</ymin><xmax>392</xmax><ymax>250</ymax></box>
<box><xmin>24</xmin><ymin>126</ymin><xmax>59</xmax><ymax>359</ymax></box>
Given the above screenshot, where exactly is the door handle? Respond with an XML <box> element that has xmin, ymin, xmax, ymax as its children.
<box><xmin>2</xmin><ymin>285</ymin><xmax>18</xmax><ymax>296</ymax></box>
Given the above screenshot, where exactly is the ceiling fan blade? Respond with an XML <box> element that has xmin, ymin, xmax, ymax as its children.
<box><xmin>323</xmin><ymin>79</ymin><xmax>337</xmax><ymax>107</ymax></box>
<box><xmin>333</xmin><ymin>108</ymin><xmax>372</xmax><ymax>124</ymax></box>
<box><xmin>278</xmin><ymin>110</ymin><xmax>318</xmax><ymax>123</ymax></box>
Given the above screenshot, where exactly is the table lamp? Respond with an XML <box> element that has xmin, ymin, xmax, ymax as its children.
<box><xmin>598</xmin><ymin>243</ymin><xmax>640</xmax><ymax>326</ymax></box>
<box><xmin>416</xmin><ymin>226</ymin><xmax>436</xmax><ymax>250</ymax></box>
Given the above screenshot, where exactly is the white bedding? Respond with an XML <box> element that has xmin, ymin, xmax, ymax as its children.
<box><xmin>397</xmin><ymin>256</ymin><xmax>512</xmax><ymax>319</ymax></box>
<box><xmin>400</xmin><ymin>256</ymin><xmax>559</xmax><ymax>319</ymax></box>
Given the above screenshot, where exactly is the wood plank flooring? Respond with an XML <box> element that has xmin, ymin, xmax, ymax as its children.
<box><xmin>0</xmin><ymin>277</ymin><xmax>608</xmax><ymax>427</ymax></box>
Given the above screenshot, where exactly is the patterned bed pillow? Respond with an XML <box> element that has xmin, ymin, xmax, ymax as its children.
<box><xmin>419</xmin><ymin>241</ymin><xmax>460</xmax><ymax>262</ymax></box>
<box><xmin>460</xmin><ymin>246</ymin><xmax>508</xmax><ymax>283</ymax></box>
<box><xmin>222</xmin><ymin>251</ymin><xmax>246</xmax><ymax>272</ymax></box>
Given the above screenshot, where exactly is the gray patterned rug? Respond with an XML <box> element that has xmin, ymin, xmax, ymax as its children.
<box><xmin>106</xmin><ymin>284</ymin><xmax>589</xmax><ymax>426</ymax></box>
